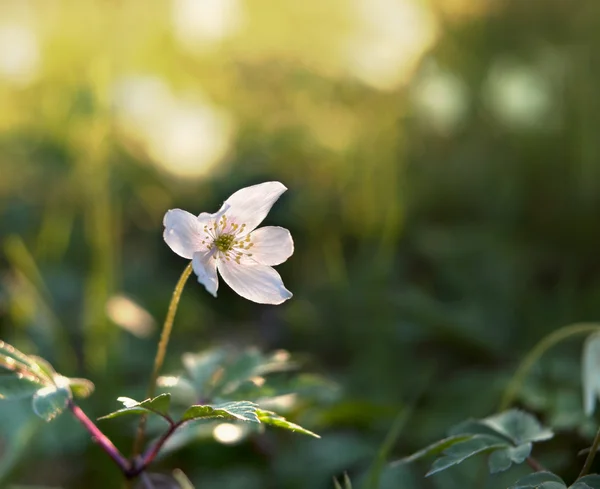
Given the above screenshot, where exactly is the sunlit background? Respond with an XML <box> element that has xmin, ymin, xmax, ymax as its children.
<box><xmin>2</xmin><ymin>0</ymin><xmax>600</xmax><ymax>487</ymax></box>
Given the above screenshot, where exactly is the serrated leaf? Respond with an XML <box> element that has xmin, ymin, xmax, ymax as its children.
<box><xmin>482</xmin><ymin>410</ymin><xmax>554</xmax><ymax>445</ymax></box>
<box><xmin>509</xmin><ymin>471</ymin><xmax>566</xmax><ymax>489</ymax></box>
<box><xmin>0</xmin><ymin>373</ymin><xmax>45</xmax><ymax>400</ymax></box>
<box><xmin>32</xmin><ymin>385</ymin><xmax>70</xmax><ymax>421</ymax></box>
<box><xmin>256</xmin><ymin>409</ymin><xmax>320</xmax><ymax>438</ymax></box>
<box><xmin>181</xmin><ymin>401</ymin><xmax>259</xmax><ymax>423</ymax></box>
<box><xmin>488</xmin><ymin>443</ymin><xmax>532</xmax><ymax>474</ymax></box>
<box><xmin>59</xmin><ymin>377</ymin><xmax>94</xmax><ymax>399</ymax></box>
<box><xmin>98</xmin><ymin>393</ymin><xmax>171</xmax><ymax>421</ymax></box>
<box><xmin>450</xmin><ymin>418</ymin><xmax>514</xmax><ymax>441</ymax></box>
<box><xmin>572</xmin><ymin>475</ymin><xmax>600</xmax><ymax>489</ymax></box>
<box><xmin>397</xmin><ymin>435</ymin><xmax>474</xmax><ymax>464</ymax></box>
<box><xmin>426</xmin><ymin>434</ymin><xmax>508</xmax><ymax>477</ymax></box>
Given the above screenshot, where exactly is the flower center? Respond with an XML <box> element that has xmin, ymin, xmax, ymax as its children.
<box><xmin>214</xmin><ymin>233</ymin><xmax>235</xmax><ymax>252</ymax></box>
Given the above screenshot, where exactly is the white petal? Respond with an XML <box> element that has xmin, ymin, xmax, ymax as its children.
<box><xmin>246</xmin><ymin>226</ymin><xmax>294</xmax><ymax>266</ymax></box>
<box><xmin>192</xmin><ymin>250</ymin><xmax>219</xmax><ymax>297</ymax></box>
<box><xmin>583</xmin><ymin>333</ymin><xmax>600</xmax><ymax>416</ymax></box>
<box><xmin>217</xmin><ymin>260</ymin><xmax>292</xmax><ymax>305</ymax></box>
<box><xmin>223</xmin><ymin>182</ymin><xmax>287</xmax><ymax>233</ymax></box>
<box><xmin>163</xmin><ymin>209</ymin><xmax>203</xmax><ymax>259</ymax></box>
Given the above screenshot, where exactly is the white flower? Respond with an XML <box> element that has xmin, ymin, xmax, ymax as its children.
<box><xmin>583</xmin><ymin>332</ymin><xmax>600</xmax><ymax>416</ymax></box>
<box><xmin>163</xmin><ymin>182</ymin><xmax>294</xmax><ymax>305</ymax></box>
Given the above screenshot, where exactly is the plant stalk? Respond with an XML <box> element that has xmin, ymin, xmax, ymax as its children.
<box><xmin>499</xmin><ymin>322</ymin><xmax>600</xmax><ymax>411</ymax></box>
<box><xmin>579</xmin><ymin>425</ymin><xmax>600</xmax><ymax>478</ymax></box>
<box><xmin>132</xmin><ymin>262</ymin><xmax>193</xmax><ymax>457</ymax></box>
<box><xmin>68</xmin><ymin>400</ymin><xmax>130</xmax><ymax>474</ymax></box>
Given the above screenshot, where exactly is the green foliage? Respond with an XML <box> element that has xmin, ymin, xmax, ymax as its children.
<box><xmin>182</xmin><ymin>401</ymin><xmax>259</xmax><ymax>423</ymax></box>
<box><xmin>154</xmin><ymin>346</ymin><xmax>324</xmax><ymax>450</ymax></box>
<box><xmin>0</xmin><ymin>340</ymin><xmax>94</xmax><ymax>422</ymax></box>
<box><xmin>32</xmin><ymin>385</ymin><xmax>71</xmax><ymax>422</ymax></box>
<box><xmin>256</xmin><ymin>409</ymin><xmax>320</xmax><ymax>438</ymax></box>
<box><xmin>571</xmin><ymin>475</ymin><xmax>600</xmax><ymax>489</ymax></box>
<box><xmin>401</xmin><ymin>410</ymin><xmax>553</xmax><ymax>476</ymax></box>
<box><xmin>509</xmin><ymin>472</ymin><xmax>600</xmax><ymax>489</ymax></box>
<box><xmin>99</xmin><ymin>393</ymin><xmax>172</xmax><ymax>421</ymax></box>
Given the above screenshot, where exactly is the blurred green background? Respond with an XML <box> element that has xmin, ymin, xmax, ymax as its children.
<box><xmin>1</xmin><ymin>0</ymin><xmax>600</xmax><ymax>487</ymax></box>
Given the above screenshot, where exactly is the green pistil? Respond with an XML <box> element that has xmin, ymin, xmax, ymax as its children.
<box><xmin>214</xmin><ymin>233</ymin><xmax>235</xmax><ymax>252</ymax></box>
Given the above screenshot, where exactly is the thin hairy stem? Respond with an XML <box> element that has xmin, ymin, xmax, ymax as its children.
<box><xmin>132</xmin><ymin>262</ymin><xmax>193</xmax><ymax>457</ymax></box>
<box><xmin>499</xmin><ymin>322</ymin><xmax>600</xmax><ymax>411</ymax></box>
<box><xmin>579</xmin><ymin>425</ymin><xmax>600</xmax><ymax>478</ymax></box>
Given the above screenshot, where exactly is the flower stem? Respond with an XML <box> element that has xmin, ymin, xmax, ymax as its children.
<box><xmin>132</xmin><ymin>262</ymin><xmax>193</xmax><ymax>457</ymax></box>
<box><xmin>68</xmin><ymin>400</ymin><xmax>130</xmax><ymax>474</ymax></box>
<box><xmin>579</xmin><ymin>425</ymin><xmax>600</xmax><ymax>478</ymax></box>
<box><xmin>499</xmin><ymin>322</ymin><xmax>600</xmax><ymax>411</ymax></box>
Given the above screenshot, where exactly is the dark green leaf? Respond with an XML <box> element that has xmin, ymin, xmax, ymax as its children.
<box><xmin>425</xmin><ymin>435</ymin><xmax>508</xmax><ymax>476</ymax></box>
<box><xmin>509</xmin><ymin>471</ymin><xmax>566</xmax><ymax>489</ymax></box>
<box><xmin>0</xmin><ymin>373</ymin><xmax>45</xmax><ymax>400</ymax></box>
<box><xmin>397</xmin><ymin>435</ymin><xmax>474</xmax><ymax>464</ymax></box>
<box><xmin>32</xmin><ymin>385</ymin><xmax>71</xmax><ymax>421</ymax></box>
<box><xmin>488</xmin><ymin>443</ymin><xmax>531</xmax><ymax>474</ymax></box>
<box><xmin>98</xmin><ymin>393</ymin><xmax>171</xmax><ymax>421</ymax></box>
<box><xmin>571</xmin><ymin>475</ymin><xmax>600</xmax><ymax>489</ymax></box>
<box><xmin>482</xmin><ymin>410</ymin><xmax>554</xmax><ymax>445</ymax></box>
<box><xmin>256</xmin><ymin>409</ymin><xmax>320</xmax><ymax>438</ymax></box>
<box><xmin>181</xmin><ymin>401</ymin><xmax>259</xmax><ymax>423</ymax></box>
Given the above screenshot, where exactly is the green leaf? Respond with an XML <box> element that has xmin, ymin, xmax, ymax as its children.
<box><xmin>181</xmin><ymin>401</ymin><xmax>259</xmax><ymax>423</ymax></box>
<box><xmin>425</xmin><ymin>434</ymin><xmax>508</xmax><ymax>477</ymax></box>
<box><xmin>59</xmin><ymin>377</ymin><xmax>94</xmax><ymax>399</ymax></box>
<box><xmin>509</xmin><ymin>471</ymin><xmax>566</xmax><ymax>489</ymax></box>
<box><xmin>98</xmin><ymin>393</ymin><xmax>171</xmax><ymax>421</ymax></box>
<box><xmin>256</xmin><ymin>409</ymin><xmax>320</xmax><ymax>438</ymax></box>
<box><xmin>482</xmin><ymin>410</ymin><xmax>554</xmax><ymax>445</ymax></box>
<box><xmin>0</xmin><ymin>342</ymin><xmax>51</xmax><ymax>385</ymax></box>
<box><xmin>487</xmin><ymin>443</ymin><xmax>532</xmax><ymax>474</ymax></box>
<box><xmin>398</xmin><ymin>435</ymin><xmax>474</xmax><ymax>464</ymax></box>
<box><xmin>28</xmin><ymin>356</ymin><xmax>57</xmax><ymax>383</ymax></box>
<box><xmin>571</xmin><ymin>475</ymin><xmax>600</xmax><ymax>489</ymax></box>
<box><xmin>0</xmin><ymin>373</ymin><xmax>45</xmax><ymax>400</ymax></box>
<box><xmin>31</xmin><ymin>385</ymin><xmax>70</xmax><ymax>421</ymax></box>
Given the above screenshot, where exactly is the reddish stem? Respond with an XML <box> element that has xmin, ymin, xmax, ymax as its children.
<box><xmin>128</xmin><ymin>421</ymin><xmax>181</xmax><ymax>478</ymax></box>
<box><xmin>68</xmin><ymin>400</ymin><xmax>131</xmax><ymax>474</ymax></box>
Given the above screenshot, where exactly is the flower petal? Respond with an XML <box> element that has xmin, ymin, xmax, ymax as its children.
<box><xmin>223</xmin><ymin>182</ymin><xmax>287</xmax><ymax>233</ymax></box>
<box><xmin>192</xmin><ymin>250</ymin><xmax>218</xmax><ymax>297</ymax></box>
<box><xmin>218</xmin><ymin>260</ymin><xmax>292</xmax><ymax>305</ymax></box>
<box><xmin>163</xmin><ymin>209</ymin><xmax>203</xmax><ymax>259</ymax></box>
<box><xmin>247</xmin><ymin>226</ymin><xmax>294</xmax><ymax>266</ymax></box>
